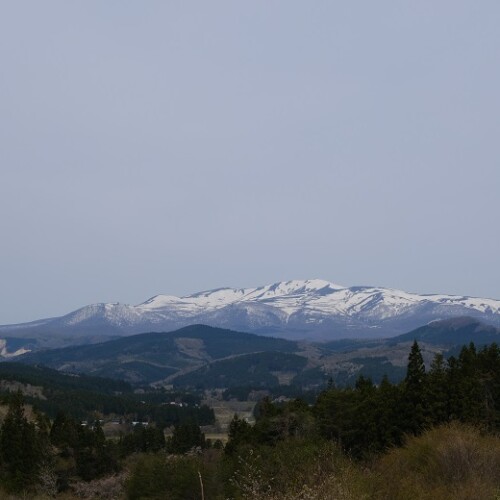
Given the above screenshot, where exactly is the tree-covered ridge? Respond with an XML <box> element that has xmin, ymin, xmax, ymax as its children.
<box><xmin>17</xmin><ymin>325</ymin><xmax>299</xmax><ymax>383</ymax></box>
<box><xmin>173</xmin><ymin>351</ymin><xmax>309</xmax><ymax>389</ymax></box>
<box><xmin>390</xmin><ymin>316</ymin><xmax>500</xmax><ymax>345</ymax></box>
<box><xmin>12</xmin><ymin>319</ymin><xmax>500</xmax><ymax>389</ymax></box>
<box><xmin>0</xmin><ymin>363</ymin><xmax>132</xmax><ymax>394</ymax></box>
<box><xmin>0</xmin><ymin>362</ymin><xmax>214</xmax><ymax>426</ymax></box>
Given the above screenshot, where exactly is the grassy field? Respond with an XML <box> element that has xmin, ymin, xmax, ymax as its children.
<box><xmin>201</xmin><ymin>390</ymin><xmax>256</xmax><ymax>442</ymax></box>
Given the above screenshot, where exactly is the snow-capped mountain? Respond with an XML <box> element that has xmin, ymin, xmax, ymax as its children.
<box><xmin>1</xmin><ymin>280</ymin><xmax>499</xmax><ymax>343</ymax></box>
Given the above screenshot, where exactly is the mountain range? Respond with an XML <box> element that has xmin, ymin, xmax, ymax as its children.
<box><xmin>16</xmin><ymin>318</ymin><xmax>500</xmax><ymax>388</ymax></box>
<box><xmin>1</xmin><ymin>280</ymin><xmax>499</xmax><ymax>351</ymax></box>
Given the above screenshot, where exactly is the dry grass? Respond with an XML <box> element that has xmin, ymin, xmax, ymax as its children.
<box><xmin>230</xmin><ymin>424</ymin><xmax>500</xmax><ymax>500</ymax></box>
<box><xmin>229</xmin><ymin>441</ymin><xmax>368</xmax><ymax>500</ymax></box>
<box><xmin>202</xmin><ymin>394</ymin><xmax>256</xmax><ymax>432</ymax></box>
<box><xmin>370</xmin><ymin>422</ymin><xmax>500</xmax><ymax>500</ymax></box>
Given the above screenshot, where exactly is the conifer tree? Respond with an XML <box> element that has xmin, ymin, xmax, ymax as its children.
<box><xmin>427</xmin><ymin>353</ymin><xmax>449</xmax><ymax>425</ymax></box>
<box><xmin>168</xmin><ymin>421</ymin><xmax>205</xmax><ymax>454</ymax></box>
<box><xmin>403</xmin><ymin>341</ymin><xmax>428</xmax><ymax>434</ymax></box>
<box><xmin>0</xmin><ymin>391</ymin><xmax>44</xmax><ymax>492</ymax></box>
<box><xmin>405</xmin><ymin>341</ymin><xmax>426</xmax><ymax>389</ymax></box>
<box><xmin>225</xmin><ymin>415</ymin><xmax>252</xmax><ymax>454</ymax></box>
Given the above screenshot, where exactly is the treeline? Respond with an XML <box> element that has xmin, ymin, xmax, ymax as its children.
<box><xmin>0</xmin><ymin>393</ymin><xmax>120</xmax><ymax>494</ymax></box>
<box><xmin>231</xmin><ymin>341</ymin><xmax>500</xmax><ymax>459</ymax></box>
<box><xmin>222</xmin><ymin>384</ymin><xmax>321</xmax><ymax>403</ymax></box>
<box><xmin>173</xmin><ymin>352</ymin><xmax>308</xmax><ymax>389</ymax></box>
<box><xmin>3</xmin><ymin>341</ymin><xmax>500</xmax><ymax>498</ymax></box>
<box><xmin>124</xmin><ymin>341</ymin><xmax>500</xmax><ymax>499</ymax></box>
<box><xmin>21</xmin><ymin>390</ymin><xmax>214</xmax><ymax>427</ymax></box>
<box><xmin>0</xmin><ymin>391</ymin><xmax>217</xmax><ymax>496</ymax></box>
<box><xmin>0</xmin><ymin>362</ymin><xmax>214</xmax><ymax>425</ymax></box>
<box><xmin>315</xmin><ymin>341</ymin><xmax>500</xmax><ymax>457</ymax></box>
<box><xmin>0</xmin><ymin>362</ymin><xmax>131</xmax><ymax>394</ymax></box>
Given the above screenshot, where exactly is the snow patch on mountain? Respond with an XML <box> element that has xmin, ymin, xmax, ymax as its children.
<box><xmin>1</xmin><ymin>280</ymin><xmax>499</xmax><ymax>340</ymax></box>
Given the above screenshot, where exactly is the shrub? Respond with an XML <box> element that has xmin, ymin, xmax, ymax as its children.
<box><xmin>227</xmin><ymin>439</ymin><xmax>368</xmax><ymax>500</ymax></box>
<box><xmin>126</xmin><ymin>453</ymin><xmax>218</xmax><ymax>500</ymax></box>
<box><xmin>370</xmin><ymin>422</ymin><xmax>500</xmax><ymax>500</ymax></box>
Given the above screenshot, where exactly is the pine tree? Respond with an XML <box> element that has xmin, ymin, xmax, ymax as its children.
<box><xmin>405</xmin><ymin>341</ymin><xmax>426</xmax><ymax>389</ymax></box>
<box><xmin>457</xmin><ymin>343</ymin><xmax>483</xmax><ymax>423</ymax></box>
<box><xmin>225</xmin><ymin>415</ymin><xmax>252</xmax><ymax>454</ymax></box>
<box><xmin>476</xmin><ymin>343</ymin><xmax>500</xmax><ymax>429</ymax></box>
<box><xmin>427</xmin><ymin>353</ymin><xmax>449</xmax><ymax>425</ymax></box>
<box><xmin>0</xmin><ymin>392</ymin><xmax>44</xmax><ymax>492</ymax></box>
<box><xmin>168</xmin><ymin>422</ymin><xmax>205</xmax><ymax>454</ymax></box>
<box><xmin>403</xmin><ymin>341</ymin><xmax>428</xmax><ymax>435</ymax></box>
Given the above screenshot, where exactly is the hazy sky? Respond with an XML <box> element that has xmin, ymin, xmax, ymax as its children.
<box><xmin>1</xmin><ymin>2</ymin><xmax>499</xmax><ymax>323</ymax></box>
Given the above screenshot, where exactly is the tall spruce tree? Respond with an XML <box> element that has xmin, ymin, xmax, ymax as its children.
<box><xmin>405</xmin><ymin>341</ymin><xmax>426</xmax><ymax>389</ymax></box>
<box><xmin>403</xmin><ymin>341</ymin><xmax>428</xmax><ymax>434</ymax></box>
<box><xmin>0</xmin><ymin>392</ymin><xmax>44</xmax><ymax>492</ymax></box>
<box><xmin>427</xmin><ymin>353</ymin><xmax>449</xmax><ymax>425</ymax></box>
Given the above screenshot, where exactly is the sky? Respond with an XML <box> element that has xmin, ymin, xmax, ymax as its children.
<box><xmin>1</xmin><ymin>1</ymin><xmax>499</xmax><ymax>324</ymax></box>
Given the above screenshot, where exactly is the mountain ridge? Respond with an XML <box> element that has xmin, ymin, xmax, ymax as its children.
<box><xmin>14</xmin><ymin>318</ymin><xmax>500</xmax><ymax>388</ymax></box>
<box><xmin>0</xmin><ymin>279</ymin><xmax>499</xmax><ymax>345</ymax></box>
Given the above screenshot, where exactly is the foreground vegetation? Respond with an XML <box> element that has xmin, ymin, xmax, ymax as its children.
<box><xmin>1</xmin><ymin>340</ymin><xmax>500</xmax><ymax>498</ymax></box>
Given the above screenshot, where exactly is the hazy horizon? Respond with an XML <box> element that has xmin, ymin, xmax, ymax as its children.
<box><xmin>1</xmin><ymin>2</ymin><xmax>499</xmax><ymax>323</ymax></box>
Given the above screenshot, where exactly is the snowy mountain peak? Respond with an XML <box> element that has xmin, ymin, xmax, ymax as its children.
<box><xmin>254</xmin><ymin>279</ymin><xmax>343</xmax><ymax>297</ymax></box>
<box><xmin>140</xmin><ymin>295</ymin><xmax>187</xmax><ymax>308</ymax></box>
<box><xmin>1</xmin><ymin>280</ymin><xmax>499</xmax><ymax>341</ymax></box>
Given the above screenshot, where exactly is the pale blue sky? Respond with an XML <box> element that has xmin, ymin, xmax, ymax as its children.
<box><xmin>1</xmin><ymin>2</ymin><xmax>499</xmax><ymax>323</ymax></box>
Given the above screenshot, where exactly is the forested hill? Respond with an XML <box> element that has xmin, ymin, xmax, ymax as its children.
<box><xmin>389</xmin><ymin>317</ymin><xmax>500</xmax><ymax>345</ymax></box>
<box><xmin>14</xmin><ymin>318</ymin><xmax>500</xmax><ymax>389</ymax></box>
<box><xmin>17</xmin><ymin>325</ymin><xmax>299</xmax><ymax>383</ymax></box>
<box><xmin>0</xmin><ymin>362</ymin><xmax>131</xmax><ymax>394</ymax></box>
<box><xmin>0</xmin><ymin>361</ymin><xmax>214</xmax><ymax>426</ymax></box>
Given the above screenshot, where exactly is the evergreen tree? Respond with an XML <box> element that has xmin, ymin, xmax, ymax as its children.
<box><xmin>50</xmin><ymin>411</ymin><xmax>79</xmax><ymax>451</ymax></box>
<box><xmin>403</xmin><ymin>341</ymin><xmax>428</xmax><ymax>434</ymax></box>
<box><xmin>120</xmin><ymin>424</ymin><xmax>166</xmax><ymax>455</ymax></box>
<box><xmin>168</xmin><ymin>421</ymin><xmax>205</xmax><ymax>454</ymax></box>
<box><xmin>375</xmin><ymin>375</ymin><xmax>404</xmax><ymax>449</ymax></box>
<box><xmin>75</xmin><ymin>421</ymin><xmax>118</xmax><ymax>481</ymax></box>
<box><xmin>0</xmin><ymin>392</ymin><xmax>45</xmax><ymax>492</ymax></box>
<box><xmin>427</xmin><ymin>353</ymin><xmax>449</xmax><ymax>425</ymax></box>
<box><xmin>457</xmin><ymin>344</ymin><xmax>483</xmax><ymax>423</ymax></box>
<box><xmin>476</xmin><ymin>343</ymin><xmax>500</xmax><ymax>429</ymax></box>
<box><xmin>405</xmin><ymin>341</ymin><xmax>426</xmax><ymax>389</ymax></box>
<box><xmin>225</xmin><ymin>415</ymin><xmax>252</xmax><ymax>454</ymax></box>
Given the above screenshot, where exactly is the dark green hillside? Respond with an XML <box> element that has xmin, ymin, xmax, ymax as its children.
<box><xmin>15</xmin><ymin>320</ymin><xmax>498</xmax><ymax>390</ymax></box>
<box><xmin>0</xmin><ymin>362</ymin><xmax>214</xmax><ymax>425</ymax></box>
<box><xmin>17</xmin><ymin>325</ymin><xmax>299</xmax><ymax>383</ymax></box>
<box><xmin>334</xmin><ymin>356</ymin><xmax>406</xmax><ymax>386</ymax></box>
<box><xmin>94</xmin><ymin>361</ymin><xmax>177</xmax><ymax>383</ymax></box>
<box><xmin>0</xmin><ymin>362</ymin><xmax>131</xmax><ymax>394</ymax></box>
<box><xmin>169</xmin><ymin>324</ymin><xmax>297</xmax><ymax>357</ymax></box>
<box><xmin>320</xmin><ymin>338</ymin><xmax>382</xmax><ymax>352</ymax></box>
<box><xmin>390</xmin><ymin>317</ymin><xmax>500</xmax><ymax>346</ymax></box>
<box><xmin>173</xmin><ymin>351</ymin><xmax>308</xmax><ymax>389</ymax></box>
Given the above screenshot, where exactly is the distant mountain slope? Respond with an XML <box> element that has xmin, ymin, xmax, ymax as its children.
<box><xmin>14</xmin><ymin>318</ymin><xmax>500</xmax><ymax>389</ymax></box>
<box><xmin>389</xmin><ymin>317</ymin><xmax>500</xmax><ymax>346</ymax></box>
<box><xmin>172</xmin><ymin>351</ymin><xmax>309</xmax><ymax>389</ymax></box>
<box><xmin>17</xmin><ymin>325</ymin><xmax>299</xmax><ymax>383</ymax></box>
<box><xmin>1</xmin><ymin>280</ymin><xmax>499</xmax><ymax>344</ymax></box>
<box><xmin>0</xmin><ymin>362</ymin><xmax>131</xmax><ymax>394</ymax></box>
